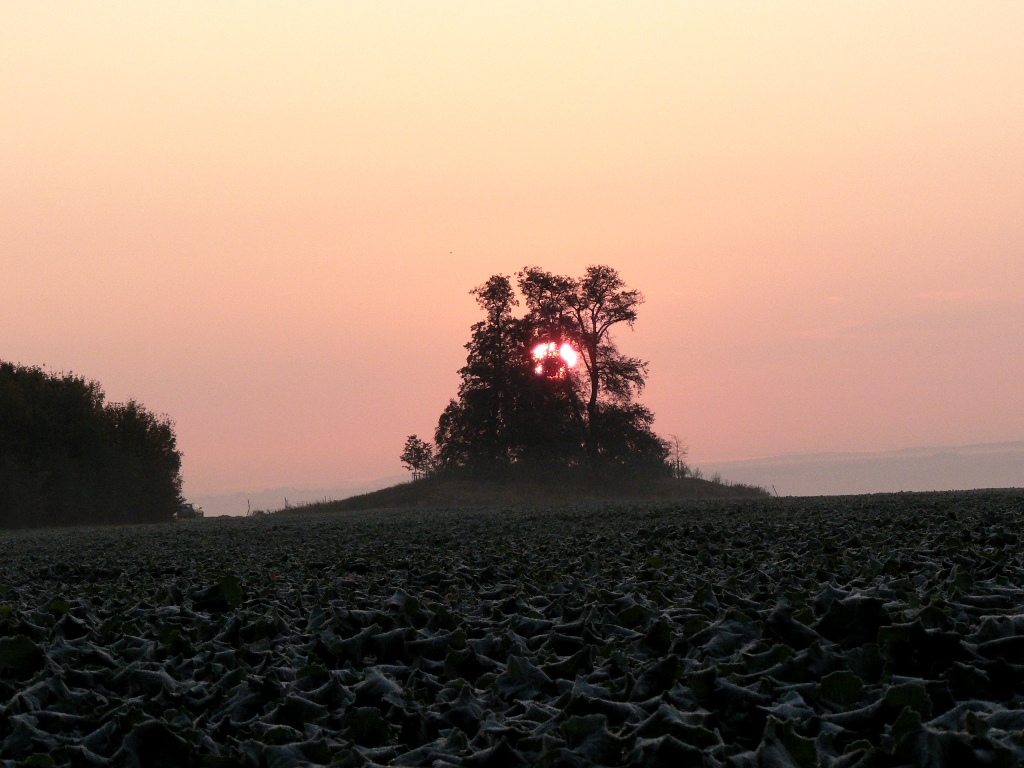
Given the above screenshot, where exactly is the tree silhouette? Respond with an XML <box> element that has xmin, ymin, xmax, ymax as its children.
<box><xmin>400</xmin><ymin>435</ymin><xmax>436</xmax><ymax>480</ymax></box>
<box><xmin>431</xmin><ymin>275</ymin><xmax>586</xmax><ymax>472</ymax></box>
<box><xmin>407</xmin><ymin>266</ymin><xmax>667</xmax><ymax>480</ymax></box>
<box><xmin>0</xmin><ymin>361</ymin><xmax>183</xmax><ymax>528</ymax></box>
<box><xmin>519</xmin><ymin>265</ymin><xmax>648</xmax><ymax>462</ymax></box>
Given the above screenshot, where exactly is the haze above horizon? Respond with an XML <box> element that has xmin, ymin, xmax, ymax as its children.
<box><xmin>3</xmin><ymin>3</ymin><xmax>1021</xmax><ymax>500</ymax></box>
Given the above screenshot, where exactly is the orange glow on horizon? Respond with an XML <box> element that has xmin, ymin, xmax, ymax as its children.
<box><xmin>2</xmin><ymin>4</ymin><xmax>1022</xmax><ymax>506</ymax></box>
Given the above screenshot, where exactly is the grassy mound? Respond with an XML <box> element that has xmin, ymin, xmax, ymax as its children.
<box><xmin>275</xmin><ymin>473</ymin><xmax>769</xmax><ymax>515</ymax></box>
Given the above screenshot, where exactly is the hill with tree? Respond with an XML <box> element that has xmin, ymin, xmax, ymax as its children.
<box><xmin>0</xmin><ymin>361</ymin><xmax>183</xmax><ymax>528</ymax></box>
<box><xmin>271</xmin><ymin>266</ymin><xmax>764</xmax><ymax>517</ymax></box>
<box><xmin>389</xmin><ymin>265</ymin><xmax>767</xmax><ymax>504</ymax></box>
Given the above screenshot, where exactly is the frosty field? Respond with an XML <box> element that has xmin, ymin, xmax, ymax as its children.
<box><xmin>2</xmin><ymin>490</ymin><xmax>1024</xmax><ymax>767</ymax></box>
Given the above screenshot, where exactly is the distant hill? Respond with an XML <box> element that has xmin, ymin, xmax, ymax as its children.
<box><xmin>694</xmin><ymin>441</ymin><xmax>1024</xmax><ymax>497</ymax></box>
<box><xmin>271</xmin><ymin>473</ymin><xmax>768</xmax><ymax>515</ymax></box>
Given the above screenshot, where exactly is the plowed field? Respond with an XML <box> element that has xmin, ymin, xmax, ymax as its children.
<box><xmin>2</xmin><ymin>490</ymin><xmax>1023</xmax><ymax>767</ymax></box>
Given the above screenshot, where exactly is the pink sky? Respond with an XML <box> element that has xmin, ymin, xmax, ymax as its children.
<box><xmin>2</xmin><ymin>4</ymin><xmax>1022</xmax><ymax>499</ymax></box>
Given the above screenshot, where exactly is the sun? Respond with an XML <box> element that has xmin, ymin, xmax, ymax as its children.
<box><xmin>532</xmin><ymin>341</ymin><xmax>579</xmax><ymax>379</ymax></box>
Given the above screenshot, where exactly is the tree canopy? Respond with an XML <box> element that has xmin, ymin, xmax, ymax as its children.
<box><xmin>0</xmin><ymin>361</ymin><xmax>183</xmax><ymax>528</ymax></box>
<box><xmin>409</xmin><ymin>266</ymin><xmax>669</xmax><ymax>480</ymax></box>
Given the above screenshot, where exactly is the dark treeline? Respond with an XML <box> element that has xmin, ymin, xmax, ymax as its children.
<box><xmin>0</xmin><ymin>361</ymin><xmax>183</xmax><ymax>528</ymax></box>
<box><xmin>402</xmin><ymin>266</ymin><xmax>685</xmax><ymax>487</ymax></box>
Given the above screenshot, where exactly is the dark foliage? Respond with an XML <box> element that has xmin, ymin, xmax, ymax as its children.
<box><xmin>400</xmin><ymin>436</ymin><xmax>437</xmax><ymax>480</ymax></box>
<box><xmin>419</xmin><ymin>267</ymin><xmax>670</xmax><ymax>482</ymax></box>
<box><xmin>0</xmin><ymin>361</ymin><xmax>182</xmax><ymax>528</ymax></box>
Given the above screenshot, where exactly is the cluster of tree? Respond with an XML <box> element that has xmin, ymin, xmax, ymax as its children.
<box><xmin>0</xmin><ymin>361</ymin><xmax>183</xmax><ymax>528</ymax></box>
<box><xmin>402</xmin><ymin>266</ymin><xmax>675</xmax><ymax>481</ymax></box>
